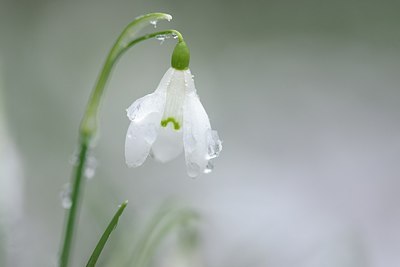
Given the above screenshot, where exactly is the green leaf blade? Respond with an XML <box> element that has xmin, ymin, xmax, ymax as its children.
<box><xmin>86</xmin><ymin>200</ymin><xmax>128</xmax><ymax>267</ymax></box>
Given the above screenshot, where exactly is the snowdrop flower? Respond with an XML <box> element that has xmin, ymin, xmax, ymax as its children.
<box><xmin>125</xmin><ymin>40</ymin><xmax>222</xmax><ymax>177</ymax></box>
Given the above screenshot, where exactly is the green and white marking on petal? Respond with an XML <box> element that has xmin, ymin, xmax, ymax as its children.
<box><xmin>161</xmin><ymin>117</ymin><xmax>181</xmax><ymax>130</ymax></box>
<box><xmin>160</xmin><ymin>68</ymin><xmax>185</xmax><ymax>131</ymax></box>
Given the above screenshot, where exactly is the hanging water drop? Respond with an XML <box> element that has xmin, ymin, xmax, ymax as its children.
<box><xmin>156</xmin><ymin>34</ymin><xmax>167</xmax><ymax>44</ymax></box>
<box><xmin>165</xmin><ymin>14</ymin><xmax>172</xmax><ymax>21</ymax></box>
<box><xmin>204</xmin><ymin>161</ymin><xmax>214</xmax><ymax>174</ymax></box>
<box><xmin>84</xmin><ymin>156</ymin><xmax>97</xmax><ymax>179</ymax></box>
<box><xmin>60</xmin><ymin>183</ymin><xmax>72</xmax><ymax>209</ymax></box>
<box><xmin>155</xmin><ymin>34</ymin><xmax>166</xmax><ymax>40</ymax></box>
<box><xmin>207</xmin><ymin>130</ymin><xmax>222</xmax><ymax>159</ymax></box>
<box><xmin>69</xmin><ymin>148</ymin><xmax>80</xmax><ymax>166</ymax></box>
<box><xmin>150</xmin><ymin>20</ymin><xmax>157</xmax><ymax>28</ymax></box>
<box><xmin>172</xmin><ymin>32</ymin><xmax>178</xmax><ymax>39</ymax></box>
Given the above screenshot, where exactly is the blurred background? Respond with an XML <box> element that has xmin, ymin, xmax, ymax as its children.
<box><xmin>1</xmin><ymin>0</ymin><xmax>400</xmax><ymax>266</ymax></box>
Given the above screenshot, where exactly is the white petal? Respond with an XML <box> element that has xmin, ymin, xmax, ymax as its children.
<box><xmin>126</xmin><ymin>68</ymin><xmax>174</xmax><ymax>121</ymax></box>
<box><xmin>125</xmin><ymin>113</ymin><xmax>160</xmax><ymax>167</ymax></box>
<box><xmin>161</xmin><ymin>69</ymin><xmax>185</xmax><ymax>127</ymax></box>
<box><xmin>151</xmin><ymin>124</ymin><xmax>183</xmax><ymax>163</ymax></box>
<box><xmin>183</xmin><ymin>69</ymin><xmax>196</xmax><ymax>94</ymax></box>
<box><xmin>183</xmin><ymin>72</ymin><xmax>222</xmax><ymax>177</ymax></box>
<box><xmin>125</xmin><ymin>68</ymin><xmax>174</xmax><ymax>167</ymax></box>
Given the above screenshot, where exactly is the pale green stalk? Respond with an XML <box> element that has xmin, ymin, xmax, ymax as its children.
<box><xmin>58</xmin><ymin>13</ymin><xmax>185</xmax><ymax>267</ymax></box>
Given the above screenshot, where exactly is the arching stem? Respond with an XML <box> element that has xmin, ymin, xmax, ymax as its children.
<box><xmin>58</xmin><ymin>12</ymin><xmax>185</xmax><ymax>267</ymax></box>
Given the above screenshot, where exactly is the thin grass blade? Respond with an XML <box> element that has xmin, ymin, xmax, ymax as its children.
<box><xmin>86</xmin><ymin>201</ymin><xmax>128</xmax><ymax>267</ymax></box>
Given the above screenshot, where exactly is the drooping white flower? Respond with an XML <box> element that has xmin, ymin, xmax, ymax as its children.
<box><xmin>124</xmin><ymin>67</ymin><xmax>222</xmax><ymax>177</ymax></box>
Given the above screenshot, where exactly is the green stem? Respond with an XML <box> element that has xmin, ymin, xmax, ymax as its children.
<box><xmin>58</xmin><ymin>12</ymin><xmax>185</xmax><ymax>267</ymax></box>
<box><xmin>59</xmin><ymin>140</ymin><xmax>89</xmax><ymax>267</ymax></box>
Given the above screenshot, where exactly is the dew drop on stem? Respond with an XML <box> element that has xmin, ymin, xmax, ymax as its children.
<box><xmin>156</xmin><ymin>34</ymin><xmax>167</xmax><ymax>44</ymax></box>
<box><xmin>150</xmin><ymin>20</ymin><xmax>157</xmax><ymax>28</ymax></box>
<box><xmin>69</xmin><ymin>148</ymin><xmax>80</xmax><ymax>166</ymax></box>
<box><xmin>84</xmin><ymin>155</ymin><xmax>97</xmax><ymax>179</ymax></box>
<box><xmin>60</xmin><ymin>183</ymin><xmax>72</xmax><ymax>209</ymax></box>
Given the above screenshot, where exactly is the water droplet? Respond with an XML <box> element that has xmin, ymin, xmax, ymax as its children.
<box><xmin>204</xmin><ymin>161</ymin><xmax>214</xmax><ymax>174</ymax></box>
<box><xmin>69</xmin><ymin>148</ymin><xmax>80</xmax><ymax>166</ymax></box>
<box><xmin>84</xmin><ymin>156</ymin><xmax>97</xmax><ymax>179</ymax></box>
<box><xmin>172</xmin><ymin>33</ymin><xmax>178</xmax><ymax>39</ymax></box>
<box><xmin>156</xmin><ymin>34</ymin><xmax>167</xmax><ymax>44</ymax></box>
<box><xmin>150</xmin><ymin>20</ymin><xmax>157</xmax><ymax>28</ymax></box>
<box><xmin>187</xmin><ymin>161</ymin><xmax>201</xmax><ymax>177</ymax></box>
<box><xmin>60</xmin><ymin>183</ymin><xmax>72</xmax><ymax>209</ymax></box>
<box><xmin>207</xmin><ymin>130</ymin><xmax>222</xmax><ymax>159</ymax></box>
<box><xmin>126</xmin><ymin>102</ymin><xmax>142</xmax><ymax>121</ymax></box>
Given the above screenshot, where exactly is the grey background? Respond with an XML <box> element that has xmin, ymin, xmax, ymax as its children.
<box><xmin>0</xmin><ymin>0</ymin><xmax>400</xmax><ymax>266</ymax></box>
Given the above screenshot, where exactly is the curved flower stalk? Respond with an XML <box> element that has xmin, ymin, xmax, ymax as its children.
<box><xmin>125</xmin><ymin>37</ymin><xmax>222</xmax><ymax>177</ymax></box>
<box><xmin>59</xmin><ymin>13</ymin><xmax>185</xmax><ymax>267</ymax></box>
<box><xmin>80</xmin><ymin>13</ymin><xmax>174</xmax><ymax>141</ymax></box>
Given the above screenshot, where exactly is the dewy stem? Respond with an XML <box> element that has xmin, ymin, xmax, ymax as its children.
<box><xmin>58</xmin><ymin>12</ymin><xmax>186</xmax><ymax>267</ymax></box>
<box><xmin>59</xmin><ymin>140</ymin><xmax>88</xmax><ymax>267</ymax></box>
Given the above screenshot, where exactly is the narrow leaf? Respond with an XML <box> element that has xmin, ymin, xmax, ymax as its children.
<box><xmin>86</xmin><ymin>201</ymin><xmax>128</xmax><ymax>267</ymax></box>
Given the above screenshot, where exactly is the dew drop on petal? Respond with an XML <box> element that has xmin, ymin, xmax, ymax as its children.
<box><xmin>60</xmin><ymin>183</ymin><xmax>72</xmax><ymax>209</ymax></box>
<box><xmin>204</xmin><ymin>161</ymin><xmax>214</xmax><ymax>174</ymax></box>
<box><xmin>187</xmin><ymin>161</ymin><xmax>201</xmax><ymax>177</ymax></box>
<box><xmin>207</xmin><ymin>130</ymin><xmax>222</xmax><ymax>159</ymax></box>
<box><xmin>126</xmin><ymin>102</ymin><xmax>142</xmax><ymax>121</ymax></box>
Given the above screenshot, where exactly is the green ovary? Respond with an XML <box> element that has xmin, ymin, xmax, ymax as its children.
<box><xmin>161</xmin><ymin>117</ymin><xmax>181</xmax><ymax>130</ymax></box>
